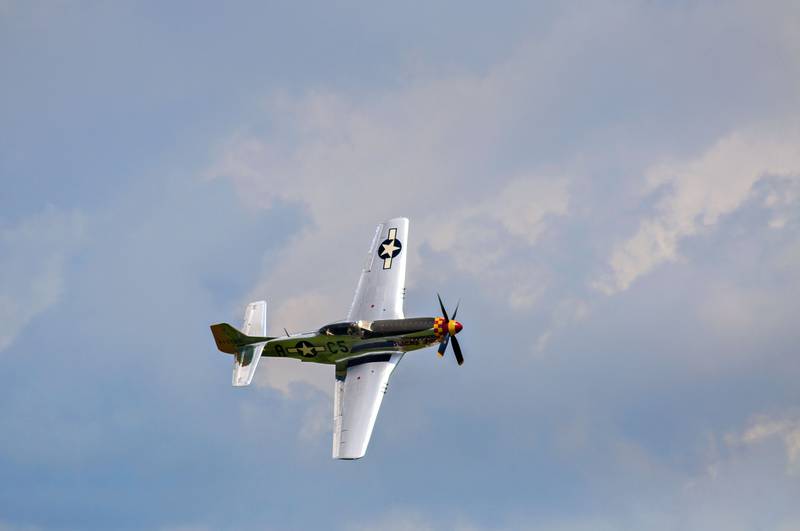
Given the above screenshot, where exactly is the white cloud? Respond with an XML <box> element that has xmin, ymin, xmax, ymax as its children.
<box><xmin>0</xmin><ymin>206</ymin><xmax>86</xmax><ymax>352</ymax></box>
<box><xmin>762</xmin><ymin>176</ymin><xmax>800</xmax><ymax>230</ymax></box>
<box><xmin>725</xmin><ymin>414</ymin><xmax>800</xmax><ymax>475</ymax></box>
<box><xmin>596</xmin><ymin>125</ymin><xmax>800</xmax><ymax>294</ymax></box>
<box><xmin>427</xmin><ymin>176</ymin><xmax>568</xmax><ymax>269</ymax></box>
<box><xmin>206</xmin><ymin>55</ymin><xmax>572</xmax><ymax>392</ymax></box>
<box><xmin>256</xmin><ymin>357</ymin><xmax>331</xmax><ymax>398</ymax></box>
<box><xmin>198</xmin><ymin>5</ymin><xmax>800</xmax><ymax>487</ymax></box>
<box><xmin>252</xmin><ymin>292</ymin><xmax>337</xmax><ymax>396</ymax></box>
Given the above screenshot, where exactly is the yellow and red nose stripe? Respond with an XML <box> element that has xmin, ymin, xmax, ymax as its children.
<box><xmin>433</xmin><ymin>317</ymin><xmax>446</xmax><ymax>340</ymax></box>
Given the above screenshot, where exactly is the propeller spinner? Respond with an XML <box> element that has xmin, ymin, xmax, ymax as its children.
<box><xmin>436</xmin><ymin>294</ymin><xmax>464</xmax><ymax>365</ymax></box>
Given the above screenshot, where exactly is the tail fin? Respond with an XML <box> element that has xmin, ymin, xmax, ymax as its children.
<box><xmin>210</xmin><ymin>301</ymin><xmax>274</xmax><ymax>387</ymax></box>
<box><xmin>210</xmin><ymin>323</ymin><xmax>269</xmax><ymax>354</ymax></box>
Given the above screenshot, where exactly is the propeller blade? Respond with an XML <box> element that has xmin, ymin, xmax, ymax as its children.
<box><xmin>437</xmin><ymin>293</ymin><xmax>450</xmax><ymax>321</ymax></box>
<box><xmin>437</xmin><ymin>335</ymin><xmax>449</xmax><ymax>356</ymax></box>
<box><xmin>452</xmin><ymin>300</ymin><xmax>460</xmax><ymax>320</ymax></box>
<box><xmin>451</xmin><ymin>335</ymin><xmax>464</xmax><ymax>366</ymax></box>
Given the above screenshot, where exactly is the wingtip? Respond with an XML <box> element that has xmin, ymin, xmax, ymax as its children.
<box><xmin>382</xmin><ymin>216</ymin><xmax>409</xmax><ymax>227</ymax></box>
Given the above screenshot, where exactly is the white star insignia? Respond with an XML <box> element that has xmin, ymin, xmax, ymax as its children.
<box><xmin>299</xmin><ymin>344</ymin><xmax>315</xmax><ymax>357</ymax></box>
<box><xmin>381</xmin><ymin>239</ymin><xmax>398</xmax><ymax>257</ymax></box>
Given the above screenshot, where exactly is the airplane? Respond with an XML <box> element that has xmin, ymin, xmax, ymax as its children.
<box><xmin>210</xmin><ymin>217</ymin><xmax>464</xmax><ymax>459</ymax></box>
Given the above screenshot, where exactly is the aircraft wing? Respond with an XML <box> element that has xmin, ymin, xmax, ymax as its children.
<box><xmin>347</xmin><ymin>217</ymin><xmax>409</xmax><ymax>322</ymax></box>
<box><xmin>332</xmin><ymin>353</ymin><xmax>403</xmax><ymax>459</ymax></box>
<box><xmin>333</xmin><ymin>218</ymin><xmax>408</xmax><ymax>459</ymax></box>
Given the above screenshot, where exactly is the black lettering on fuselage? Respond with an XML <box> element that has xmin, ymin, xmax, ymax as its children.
<box><xmin>325</xmin><ymin>340</ymin><xmax>350</xmax><ymax>354</ymax></box>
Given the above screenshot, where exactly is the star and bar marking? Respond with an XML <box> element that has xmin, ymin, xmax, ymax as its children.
<box><xmin>286</xmin><ymin>340</ymin><xmax>326</xmax><ymax>358</ymax></box>
<box><xmin>378</xmin><ymin>227</ymin><xmax>403</xmax><ymax>269</ymax></box>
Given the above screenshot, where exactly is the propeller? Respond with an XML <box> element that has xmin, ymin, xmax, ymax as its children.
<box><xmin>436</xmin><ymin>294</ymin><xmax>464</xmax><ymax>366</ymax></box>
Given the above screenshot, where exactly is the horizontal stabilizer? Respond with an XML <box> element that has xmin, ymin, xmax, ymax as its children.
<box><xmin>241</xmin><ymin>300</ymin><xmax>267</xmax><ymax>337</ymax></box>
<box><xmin>232</xmin><ymin>301</ymin><xmax>269</xmax><ymax>387</ymax></box>
<box><xmin>232</xmin><ymin>342</ymin><xmax>267</xmax><ymax>387</ymax></box>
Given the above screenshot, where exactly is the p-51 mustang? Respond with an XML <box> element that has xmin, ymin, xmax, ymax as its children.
<box><xmin>210</xmin><ymin>217</ymin><xmax>464</xmax><ymax>459</ymax></box>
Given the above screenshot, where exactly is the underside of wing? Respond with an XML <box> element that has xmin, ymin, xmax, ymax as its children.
<box><xmin>347</xmin><ymin>217</ymin><xmax>409</xmax><ymax>322</ymax></box>
<box><xmin>332</xmin><ymin>352</ymin><xmax>403</xmax><ymax>459</ymax></box>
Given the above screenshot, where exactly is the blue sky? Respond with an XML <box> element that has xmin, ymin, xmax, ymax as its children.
<box><xmin>2</xmin><ymin>1</ymin><xmax>800</xmax><ymax>529</ymax></box>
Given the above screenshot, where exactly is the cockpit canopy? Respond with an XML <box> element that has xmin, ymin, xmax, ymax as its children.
<box><xmin>318</xmin><ymin>318</ymin><xmax>433</xmax><ymax>339</ymax></box>
<box><xmin>318</xmin><ymin>322</ymin><xmax>363</xmax><ymax>336</ymax></box>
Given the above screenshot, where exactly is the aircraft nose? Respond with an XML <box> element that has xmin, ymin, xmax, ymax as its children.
<box><xmin>454</xmin><ymin>321</ymin><xmax>463</xmax><ymax>334</ymax></box>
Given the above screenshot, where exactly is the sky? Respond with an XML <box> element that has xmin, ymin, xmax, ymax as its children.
<box><xmin>1</xmin><ymin>1</ymin><xmax>800</xmax><ymax>529</ymax></box>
